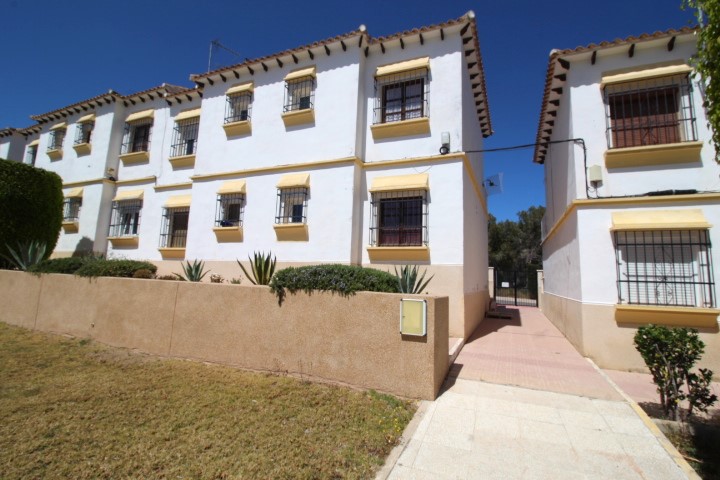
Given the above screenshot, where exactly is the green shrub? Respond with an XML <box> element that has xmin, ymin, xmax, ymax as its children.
<box><xmin>3</xmin><ymin>240</ymin><xmax>47</xmax><ymax>271</ymax></box>
<box><xmin>0</xmin><ymin>159</ymin><xmax>62</xmax><ymax>267</ymax></box>
<box><xmin>74</xmin><ymin>259</ymin><xmax>157</xmax><ymax>278</ymax></box>
<box><xmin>28</xmin><ymin>256</ymin><xmax>92</xmax><ymax>274</ymax></box>
<box><xmin>270</xmin><ymin>264</ymin><xmax>398</xmax><ymax>303</ymax></box>
<box><xmin>238</xmin><ymin>251</ymin><xmax>276</xmax><ymax>285</ymax></box>
<box><xmin>394</xmin><ymin>265</ymin><xmax>434</xmax><ymax>294</ymax></box>
<box><xmin>634</xmin><ymin>325</ymin><xmax>718</xmax><ymax>421</ymax></box>
<box><xmin>175</xmin><ymin>260</ymin><xmax>208</xmax><ymax>282</ymax></box>
<box><xmin>133</xmin><ymin>269</ymin><xmax>155</xmax><ymax>279</ymax></box>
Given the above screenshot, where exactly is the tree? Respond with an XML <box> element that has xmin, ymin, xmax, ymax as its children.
<box><xmin>683</xmin><ymin>0</ymin><xmax>720</xmax><ymax>161</ymax></box>
<box><xmin>488</xmin><ymin>206</ymin><xmax>545</xmax><ymax>271</ymax></box>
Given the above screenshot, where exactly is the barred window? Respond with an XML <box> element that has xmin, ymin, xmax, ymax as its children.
<box><xmin>160</xmin><ymin>207</ymin><xmax>189</xmax><ymax>248</ymax></box>
<box><xmin>604</xmin><ymin>75</ymin><xmax>697</xmax><ymax>149</ymax></box>
<box><xmin>614</xmin><ymin>230</ymin><xmax>715</xmax><ymax>307</ymax></box>
<box><xmin>62</xmin><ymin>198</ymin><xmax>82</xmax><ymax>222</ymax></box>
<box><xmin>170</xmin><ymin>117</ymin><xmax>199</xmax><ymax>157</ymax></box>
<box><xmin>374</xmin><ymin>69</ymin><xmax>429</xmax><ymax>124</ymax></box>
<box><xmin>74</xmin><ymin>122</ymin><xmax>93</xmax><ymax>145</ymax></box>
<box><xmin>276</xmin><ymin>187</ymin><xmax>308</xmax><ymax>224</ymax></box>
<box><xmin>121</xmin><ymin>119</ymin><xmax>152</xmax><ymax>154</ymax></box>
<box><xmin>109</xmin><ymin>200</ymin><xmax>142</xmax><ymax>237</ymax></box>
<box><xmin>370</xmin><ymin>190</ymin><xmax>428</xmax><ymax>246</ymax></box>
<box><xmin>25</xmin><ymin>145</ymin><xmax>38</xmax><ymax>166</ymax></box>
<box><xmin>48</xmin><ymin>128</ymin><xmax>65</xmax><ymax>150</ymax></box>
<box><xmin>225</xmin><ymin>93</ymin><xmax>252</xmax><ymax>123</ymax></box>
<box><xmin>284</xmin><ymin>77</ymin><xmax>315</xmax><ymax>112</ymax></box>
<box><xmin>215</xmin><ymin>193</ymin><xmax>245</xmax><ymax>227</ymax></box>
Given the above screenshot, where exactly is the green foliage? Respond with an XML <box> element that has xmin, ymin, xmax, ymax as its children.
<box><xmin>0</xmin><ymin>159</ymin><xmax>62</xmax><ymax>267</ymax></box>
<box><xmin>28</xmin><ymin>256</ymin><xmax>93</xmax><ymax>275</ymax></box>
<box><xmin>270</xmin><ymin>264</ymin><xmax>399</xmax><ymax>303</ymax></box>
<box><xmin>394</xmin><ymin>264</ymin><xmax>434</xmax><ymax>294</ymax></box>
<box><xmin>684</xmin><ymin>0</ymin><xmax>720</xmax><ymax>161</ymax></box>
<box><xmin>230</xmin><ymin>277</ymin><xmax>242</xmax><ymax>284</ymax></box>
<box><xmin>133</xmin><ymin>269</ymin><xmax>155</xmax><ymax>279</ymax></box>
<box><xmin>175</xmin><ymin>260</ymin><xmax>208</xmax><ymax>282</ymax></box>
<box><xmin>3</xmin><ymin>240</ymin><xmax>47</xmax><ymax>271</ymax></box>
<box><xmin>488</xmin><ymin>206</ymin><xmax>545</xmax><ymax>271</ymax></box>
<box><xmin>238</xmin><ymin>251</ymin><xmax>276</xmax><ymax>285</ymax></box>
<box><xmin>634</xmin><ymin>325</ymin><xmax>717</xmax><ymax>421</ymax></box>
<box><xmin>74</xmin><ymin>259</ymin><xmax>157</xmax><ymax>278</ymax></box>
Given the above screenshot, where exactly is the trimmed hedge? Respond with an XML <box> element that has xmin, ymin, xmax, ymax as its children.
<box><xmin>269</xmin><ymin>264</ymin><xmax>399</xmax><ymax>303</ymax></box>
<box><xmin>28</xmin><ymin>257</ymin><xmax>91</xmax><ymax>275</ymax></box>
<box><xmin>74</xmin><ymin>259</ymin><xmax>157</xmax><ymax>278</ymax></box>
<box><xmin>0</xmin><ymin>159</ymin><xmax>63</xmax><ymax>267</ymax></box>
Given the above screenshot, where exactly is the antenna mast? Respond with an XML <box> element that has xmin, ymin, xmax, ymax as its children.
<box><xmin>207</xmin><ymin>40</ymin><xmax>242</xmax><ymax>72</ymax></box>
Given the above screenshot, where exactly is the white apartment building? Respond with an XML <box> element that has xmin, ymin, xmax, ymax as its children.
<box><xmin>1</xmin><ymin>12</ymin><xmax>492</xmax><ymax>339</ymax></box>
<box><xmin>535</xmin><ymin>27</ymin><xmax>720</xmax><ymax>372</ymax></box>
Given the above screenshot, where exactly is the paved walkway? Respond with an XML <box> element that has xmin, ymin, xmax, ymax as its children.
<box><xmin>381</xmin><ymin>307</ymin><xmax>694</xmax><ymax>480</ymax></box>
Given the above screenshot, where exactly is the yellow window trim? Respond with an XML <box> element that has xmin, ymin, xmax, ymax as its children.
<box><xmin>154</xmin><ymin>182</ymin><xmax>192</xmax><ymax>192</ymax></box>
<box><xmin>61</xmin><ymin>221</ymin><xmax>79</xmax><ymax>233</ymax></box>
<box><xmin>615</xmin><ymin>305</ymin><xmax>719</xmax><ymax>329</ymax></box>
<box><xmin>370</xmin><ymin>117</ymin><xmax>430</xmax><ymax>140</ymax></box>
<box><xmin>47</xmin><ymin>149</ymin><xmax>63</xmax><ymax>161</ymax></box>
<box><xmin>611</xmin><ymin>209</ymin><xmax>711</xmax><ymax>231</ymax></box>
<box><xmin>164</xmin><ymin>194</ymin><xmax>192</xmax><ymax>208</ymax></box>
<box><xmin>605</xmin><ymin>141</ymin><xmax>703</xmax><ymax>168</ymax></box>
<box><xmin>119</xmin><ymin>151</ymin><xmax>149</xmax><ymax>165</ymax></box>
<box><xmin>217</xmin><ymin>180</ymin><xmax>246</xmax><ymax>195</ymax></box>
<box><xmin>226</xmin><ymin>82</ymin><xmax>254</xmax><ymax>95</ymax></box>
<box><xmin>213</xmin><ymin>226</ymin><xmax>244</xmax><ymax>243</ymax></box>
<box><xmin>168</xmin><ymin>154</ymin><xmax>196</xmax><ymax>169</ymax></box>
<box><xmin>601</xmin><ymin>60</ymin><xmax>692</xmax><ymax>86</ymax></box>
<box><xmin>175</xmin><ymin>108</ymin><xmax>201</xmax><ymax>122</ymax></box>
<box><xmin>28</xmin><ymin>139</ymin><xmax>40</xmax><ymax>147</ymax></box>
<box><xmin>223</xmin><ymin>120</ymin><xmax>252</xmax><ymax>137</ymax></box>
<box><xmin>277</xmin><ymin>173</ymin><xmax>310</xmax><ymax>189</ymax></box>
<box><xmin>73</xmin><ymin>143</ymin><xmax>91</xmax><ymax>155</ymax></box>
<box><xmin>367</xmin><ymin>246</ymin><xmax>430</xmax><ymax>262</ymax></box>
<box><xmin>50</xmin><ymin>122</ymin><xmax>67</xmax><ymax>131</ymax></box>
<box><xmin>65</xmin><ymin>187</ymin><xmax>83</xmax><ymax>198</ymax></box>
<box><xmin>281</xmin><ymin>108</ymin><xmax>314</xmax><ymax>127</ymax></box>
<box><xmin>126</xmin><ymin>109</ymin><xmax>154</xmax><ymax>122</ymax></box>
<box><xmin>284</xmin><ymin>66</ymin><xmax>316</xmax><ymax>81</ymax></box>
<box><xmin>370</xmin><ymin>173</ymin><xmax>429</xmax><ymax>192</ymax></box>
<box><xmin>376</xmin><ymin>57</ymin><xmax>430</xmax><ymax>77</ymax></box>
<box><xmin>274</xmin><ymin>223</ymin><xmax>309</xmax><ymax>241</ymax></box>
<box><xmin>158</xmin><ymin>247</ymin><xmax>185</xmax><ymax>259</ymax></box>
<box><xmin>113</xmin><ymin>189</ymin><xmax>144</xmax><ymax>201</ymax></box>
<box><xmin>108</xmin><ymin>236</ymin><xmax>139</xmax><ymax>248</ymax></box>
<box><xmin>77</xmin><ymin>113</ymin><xmax>95</xmax><ymax>123</ymax></box>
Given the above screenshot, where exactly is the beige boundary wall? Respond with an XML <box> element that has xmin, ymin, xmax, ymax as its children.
<box><xmin>541</xmin><ymin>292</ymin><xmax>720</xmax><ymax>374</ymax></box>
<box><xmin>0</xmin><ymin>270</ymin><xmax>449</xmax><ymax>400</ymax></box>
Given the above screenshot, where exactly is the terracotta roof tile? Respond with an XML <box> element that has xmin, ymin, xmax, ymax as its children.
<box><xmin>30</xmin><ymin>90</ymin><xmax>122</xmax><ymax>123</ymax></box>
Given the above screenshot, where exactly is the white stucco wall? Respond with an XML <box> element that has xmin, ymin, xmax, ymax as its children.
<box><xmin>0</xmin><ymin>133</ymin><xmax>24</xmax><ymax>162</ymax></box>
<box><xmin>542</xmin><ymin>211</ymin><xmax>582</xmax><ymax>301</ymax></box>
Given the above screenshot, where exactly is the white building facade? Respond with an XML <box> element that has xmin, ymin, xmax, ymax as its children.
<box><xmin>535</xmin><ymin>27</ymin><xmax>720</xmax><ymax>372</ymax></box>
<box><xmin>4</xmin><ymin>12</ymin><xmax>492</xmax><ymax>339</ymax></box>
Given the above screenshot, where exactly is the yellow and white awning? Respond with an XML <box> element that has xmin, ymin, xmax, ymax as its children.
<box><xmin>611</xmin><ymin>209</ymin><xmax>711</xmax><ymax>231</ymax></box>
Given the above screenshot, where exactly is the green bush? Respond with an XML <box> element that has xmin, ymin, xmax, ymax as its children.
<box><xmin>74</xmin><ymin>259</ymin><xmax>157</xmax><ymax>278</ymax></box>
<box><xmin>133</xmin><ymin>269</ymin><xmax>155</xmax><ymax>279</ymax></box>
<box><xmin>270</xmin><ymin>264</ymin><xmax>398</xmax><ymax>303</ymax></box>
<box><xmin>0</xmin><ymin>159</ymin><xmax>62</xmax><ymax>268</ymax></box>
<box><xmin>28</xmin><ymin>256</ymin><xmax>92</xmax><ymax>274</ymax></box>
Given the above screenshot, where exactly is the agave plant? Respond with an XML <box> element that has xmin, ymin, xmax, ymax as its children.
<box><xmin>394</xmin><ymin>264</ymin><xmax>434</xmax><ymax>294</ymax></box>
<box><xmin>237</xmin><ymin>251</ymin><xmax>276</xmax><ymax>285</ymax></box>
<box><xmin>175</xmin><ymin>259</ymin><xmax>209</xmax><ymax>282</ymax></box>
<box><xmin>3</xmin><ymin>240</ymin><xmax>47</xmax><ymax>271</ymax></box>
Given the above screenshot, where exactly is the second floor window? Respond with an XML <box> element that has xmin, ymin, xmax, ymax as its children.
<box><xmin>225</xmin><ymin>93</ymin><xmax>252</xmax><ymax>123</ymax></box>
<box><xmin>160</xmin><ymin>207</ymin><xmax>189</xmax><ymax>248</ymax></box>
<box><xmin>62</xmin><ymin>197</ymin><xmax>82</xmax><ymax>222</ymax></box>
<box><xmin>109</xmin><ymin>200</ymin><xmax>142</xmax><ymax>237</ymax></box>
<box><xmin>121</xmin><ymin>119</ymin><xmax>152</xmax><ymax>154</ymax></box>
<box><xmin>74</xmin><ymin>121</ymin><xmax>94</xmax><ymax>145</ymax></box>
<box><xmin>25</xmin><ymin>145</ymin><xmax>38</xmax><ymax>166</ymax></box>
<box><xmin>284</xmin><ymin>77</ymin><xmax>315</xmax><ymax>112</ymax></box>
<box><xmin>171</xmin><ymin>117</ymin><xmax>200</xmax><ymax>157</ymax></box>
<box><xmin>48</xmin><ymin>128</ymin><xmax>65</xmax><ymax>151</ymax></box>
<box><xmin>374</xmin><ymin>69</ymin><xmax>429</xmax><ymax>124</ymax></box>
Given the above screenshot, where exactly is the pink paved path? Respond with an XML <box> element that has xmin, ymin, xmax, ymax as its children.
<box><xmin>451</xmin><ymin>306</ymin><xmax>623</xmax><ymax>401</ymax></box>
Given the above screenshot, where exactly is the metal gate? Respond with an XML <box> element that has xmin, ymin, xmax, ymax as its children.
<box><xmin>494</xmin><ymin>268</ymin><xmax>538</xmax><ymax>307</ymax></box>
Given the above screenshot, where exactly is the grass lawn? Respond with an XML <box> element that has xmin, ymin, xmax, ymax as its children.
<box><xmin>0</xmin><ymin>322</ymin><xmax>416</xmax><ymax>479</ymax></box>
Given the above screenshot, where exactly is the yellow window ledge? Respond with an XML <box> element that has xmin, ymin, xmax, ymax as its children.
<box><xmin>213</xmin><ymin>226</ymin><xmax>244</xmax><ymax>242</ymax></box>
<box><xmin>367</xmin><ymin>246</ymin><xmax>430</xmax><ymax>262</ymax></box>
<box><xmin>605</xmin><ymin>141</ymin><xmax>703</xmax><ymax>169</ymax></box>
<box><xmin>73</xmin><ymin>143</ymin><xmax>91</xmax><ymax>155</ymax></box>
<box><xmin>223</xmin><ymin>120</ymin><xmax>252</xmax><ymax>137</ymax></box>
<box><xmin>119</xmin><ymin>150</ymin><xmax>150</xmax><ymax>165</ymax></box>
<box><xmin>158</xmin><ymin>247</ymin><xmax>186</xmax><ymax>259</ymax></box>
<box><xmin>47</xmin><ymin>148</ymin><xmax>63</xmax><ymax>161</ymax></box>
<box><xmin>370</xmin><ymin>117</ymin><xmax>430</xmax><ymax>140</ymax></box>
<box><xmin>615</xmin><ymin>304</ymin><xmax>720</xmax><ymax>329</ymax></box>
<box><xmin>282</xmin><ymin>109</ymin><xmax>314</xmax><ymax>127</ymax></box>
<box><xmin>108</xmin><ymin>236</ymin><xmax>139</xmax><ymax>248</ymax></box>
<box><xmin>168</xmin><ymin>154</ymin><xmax>195</xmax><ymax>169</ymax></box>
<box><xmin>274</xmin><ymin>223</ymin><xmax>309</xmax><ymax>241</ymax></box>
<box><xmin>61</xmin><ymin>221</ymin><xmax>79</xmax><ymax>233</ymax></box>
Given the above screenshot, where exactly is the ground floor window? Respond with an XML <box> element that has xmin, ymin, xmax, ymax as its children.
<box><xmin>62</xmin><ymin>198</ymin><xmax>81</xmax><ymax>222</ymax></box>
<box><xmin>614</xmin><ymin>229</ymin><xmax>715</xmax><ymax>307</ymax></box>
<box><xmin>276</xmin><ymin>187</ymin><xmax>308</xmax><ymax>224</ymax></box>
<box><xmin>109</xmin><ymin>200</ymin><xmax>142</xmax><ymax>237</ymax></box>
<box><xmin>370</xmin><ymin>190</ymin><xmax>428</xmax><ymax>246</ymax></box>
<box><xmin>160</xmin><ymin>207</ymin><xmax>189</xmax><ymax>248</ymax></box>
<box><xmin>215</xmin><ymin>193</ymin><xmax>245</xmax><ymax>227</ymax></box>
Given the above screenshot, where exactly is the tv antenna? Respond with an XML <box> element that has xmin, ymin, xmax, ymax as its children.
<box><xmin>207</xmin><ymin>39</ymin><xmax>241</xmax><ymax>72</ymax></box>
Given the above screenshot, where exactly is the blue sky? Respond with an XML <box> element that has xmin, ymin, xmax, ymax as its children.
<box><xmin>0</xmin><ymin>0</ymin><xmax>694</xmax><ymax>220</ymax></box>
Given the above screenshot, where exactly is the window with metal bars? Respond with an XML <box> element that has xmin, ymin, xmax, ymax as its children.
<box><xmin>374</xmin><ymin>69</ymin><xmax>429</xmax><ymax>124</ymax></box>
<box><xmin>160</xmin><ymin>207</ymin><xmax>189</xmax><ymax>248</ymax></box>
<box><xmin>74</xmin><ymin>122</ymin><xmax>93</xmax><ymax>145</ymax></box>
<box><xmin>614</xmin><ymin>229</ymin><xmax>715</xmax><ymax>308</ymax></box>
<box><xmin>284</xmin><ymin>77</ymin><xmax>315</xmax><ymax>112</ymax></box>
<box><xmin>215</xmin><ymin>193</ymin><xmax>245</xmax><ymax>227</ymax></box>
<box><xmin>48</xmin><ymin>129</ymin><xmax>65</xmax><ymax>150</ymax></box>
<box><xmin>109</xmin><ymin>200</ymin><xmax>142</xmax><ymax>237</ymax></box>
<box><xmin>120</xmin><ymin>119</ymin><xmax>152</xmax><ymax>154</ymax></box>
<box><xmin>370</xmin><ymin>190</ymin><xmax>428</xmax><ymax>246</ymax></box>
<box><xmin>276</xmin><ymin>187</ymin><xmax>308</xmax><ymax>224</ymax></box>
<box><xmin>170</xmin><ymin>117</ymin><xmax>199</xmax><ymax>157</ymax></box>
<box><xmin>25</xmin><ymin>145</ymin><xmax>37</xmax><ymax>166</ymax></box>
<box><xmin>225</xmin><ymin>93</ymin><xmax>252</xmax><ymax>123</ymax></box>
<box><xmin>604</xmin><ymin>74</ymin><xmax>697</xmax><ymax>149</ymax></box>
<box><xmin>62</xmin><ymin>198</ymin><xmax>81</xmax><ymax>222</ymax></box>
